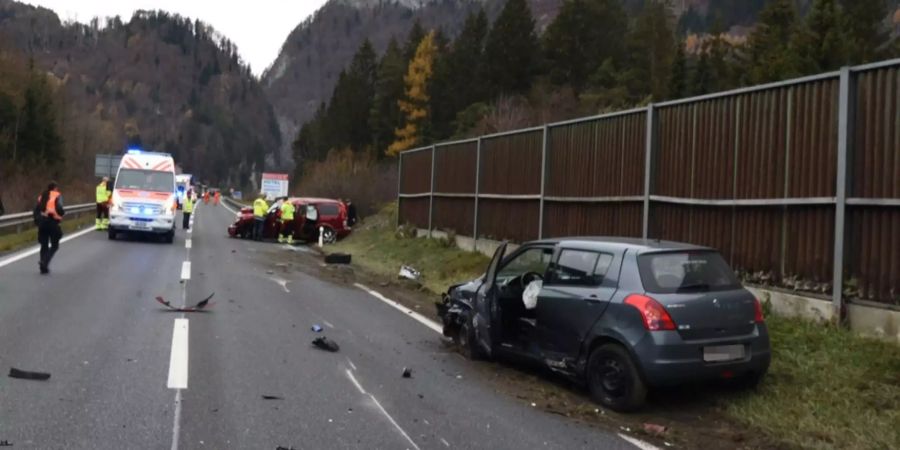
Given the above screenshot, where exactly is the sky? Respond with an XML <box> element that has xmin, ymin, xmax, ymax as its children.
<box><xmin>21</xmin><ymin>0</ymin><xmax>329</xmax><ymax>76</ymax></box>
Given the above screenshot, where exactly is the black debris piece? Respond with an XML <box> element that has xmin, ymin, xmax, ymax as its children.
<box><xmin>275</xmin><ymin>447</ymin><xmax>295</xmax><ymax>450</ymax></box>
<box><xmin>312</xmin><ymin>337</ymin><xmax>340</xmax><ymax>352</ymax></box>
<box><xmin>155</xmin><ymin>293</ymin><xmax>215</xmax><ymax>312</ymax></box>
<box><xmin>0</xmin><ymin>439</ymin><xmax>12</xmax><ymax>446</ymax></box>
<box><xmin>9</xmin><ymin>367</ymin><xmax>51</xmax><ymax>381</ymax></box>
<box><xmin>261</xmin><ymin>395</ymin><xmax>283</xmax><ymax>400</ymax></box>
<box><xmin>402</xmin><ymin>368</ymin><xmax>412</xmax><ymax>378</ymax></box>
<box><xmin>324</xmin><ymin>253</ymin><xmax>351</xmax><ymax>264</ymax></box>
<box><xmin>418</xmin><ymin>394</ymin><xmax>424</xmax><ymax>399</ymax></box>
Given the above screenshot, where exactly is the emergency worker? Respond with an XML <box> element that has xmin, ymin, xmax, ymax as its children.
<box><xmin>252</xmin><ymin>193</ymin><xmax>268</xmax><ymax>241</ymax></box>
<box><xmin>278</xmin><ymin>199</ymin><xmax>295</xmax><ymax>244</ymax></box>
<box><xmin>182</xmin><ymin>190</ymin><xmax>194</xmax><ymax>230</ymax></box>
<box><xmin>95</xmin><ymin>176</ymin><xmax>111</xmax><ymax>230</ymax></box>
<box><xmin>35</xmin><ymin>182</ymin><xmax>65</xmax><ymax>274</ymax></box>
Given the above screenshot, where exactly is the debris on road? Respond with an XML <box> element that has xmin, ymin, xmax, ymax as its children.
<box><xmin>325</xmin><ymin>253</ymin><xmax>352</xmax><ymax>264</ymax></box>
<box><xmin>402</xmin><ymin>367</ymin><xmax>412</xmax><ymax>378</ymax></box>
<box><xmin>311</xmin><ymin>324</ymin><xmax>323</xmax><ymax>333</ymax></box>
<box><xmin>0</xmin><ymin>440</ymin><xmax>11</xmax><ymax>447</ymax></box>
<box><xmin>275</xmin><ymin>446</ymin><xmax>295</xmax><ymax>450</ymax></box>
<box><xmin>643</xmin><ymin>423</ymin><xmax>668</xmax><ymax>436</ymax></box>
<box><xmin>312</xmin><ymin>336</ymin><xmax>340</xmax><ymax>352</ymax></box>
<box><xmin>261</xmin><ymin>395</ymin><xmax>283</xmax><ymax>400</ymax></box>
<box><xmin>155</xmin><ymin>293</ymin><xmax>215</xmax><ymax>312</ymax></box>
<box><xmin>398</xmin><ymin>265</ymin><xmax>421</xmax><ymax>281</ymax></box>
<box><xmin>8</xmin><ymin>367</ymin><xmax>51</xmax><ymax>381</ymax></box>
<box><xmin>266</xmin><ymin>270</ymin><xmax>274</xmax><ymax>275</ymax></box>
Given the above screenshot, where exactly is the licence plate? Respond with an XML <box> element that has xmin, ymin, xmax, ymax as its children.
<box><xmin>703</xmin><ymin>345</ymin><xmax>745</xmax><ymax>362</ymax></box>
<box><xmin>130</xmin><ymin>223</ymin><xmax>152</xmax><ymax>231</ymax></box>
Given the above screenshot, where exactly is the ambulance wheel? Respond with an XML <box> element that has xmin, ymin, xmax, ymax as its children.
<box><xmin>108</xmin><ymin>229</ymin><xmax>117</xmax><ymax>240</ymax></box>
<box><xmin>164</xmin><ymin>230</ymin><xmax>175</xmax><ymax>244</ymax></box>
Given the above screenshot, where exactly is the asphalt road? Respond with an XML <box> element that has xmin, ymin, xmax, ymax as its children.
<box><xmin>0</xmin><ymin>202</ymin><xmax>640</xmax><ymax>450</ymax></box>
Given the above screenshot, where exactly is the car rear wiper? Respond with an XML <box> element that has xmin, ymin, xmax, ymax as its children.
<box><xmin>677</xmin><ymin>283</ymin><xmax>710</xmax><ymax>291</ymax></box>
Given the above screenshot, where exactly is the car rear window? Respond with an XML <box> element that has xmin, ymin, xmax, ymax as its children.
<box><xmin>317</xmin><ymin>203</ymin><xmax>340</xmax><ymax>216</ymax></box>
<box><xmin>637</xmin><ymin>251</ymin><xmax>741</xmax><ymax>293</ymax></box>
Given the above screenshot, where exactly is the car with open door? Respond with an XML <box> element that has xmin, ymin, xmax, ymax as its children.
<box><xmin>227</xmin><ymin>197</ymin><xmax>350</xmax><ymax>243</ymax></box>
<box><xmin>436</xmin><ymin>237</ymin><xmax>771</xmax><ymax>412</ymax></box>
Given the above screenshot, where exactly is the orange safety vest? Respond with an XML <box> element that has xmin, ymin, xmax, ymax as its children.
<box><xmin>40</xmin><ymin>190</ymin><xmax>62</xmax><ymax>221</ymax></box>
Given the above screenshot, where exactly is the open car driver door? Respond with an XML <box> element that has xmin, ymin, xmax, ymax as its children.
<box><xmin>473</xmin><ymin>241</ymin><xmax>507</xmax><ymax>357</ymax></box>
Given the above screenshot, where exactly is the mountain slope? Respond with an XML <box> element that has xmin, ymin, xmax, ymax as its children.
<box><xmin>0</xmin><ymin>0</ymin><xmax>281</xmax><ymax>185</ymax></box>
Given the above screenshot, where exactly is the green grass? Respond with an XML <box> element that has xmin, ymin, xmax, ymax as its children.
<box><xmin>726</xmin><ymin>312</ymin><xmax>900</xmax><ymax>449</ymax></box>
<box><xmin>0</xmin><ymin>215</ymin><xmax>95</xmax><ymax>253</ymax></box>
<box><xmin>333</xmin><ymin>202</ymin><xmax>900</xmax><ymax>449</ymax></box>
<box><xmin>329</xmin><ymin>202</ymin><xmax>489</xmax><ymax>294</ymax></box>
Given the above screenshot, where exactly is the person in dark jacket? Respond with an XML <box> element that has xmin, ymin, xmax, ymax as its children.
<box><xmin>35</xmin><ymin>182</ymin><xmax>65</xmax><ymax>274</ymax></box>
<box><xmin>345</xmin><ymin>199</ymin><xmax>358</xmax><ymax>227</ymax></box>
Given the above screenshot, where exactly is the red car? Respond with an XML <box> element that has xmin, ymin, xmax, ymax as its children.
<box><xmin>227</xmin><ymin>197</ymin><xmax>351</xmax><ymax>243</ymax></box>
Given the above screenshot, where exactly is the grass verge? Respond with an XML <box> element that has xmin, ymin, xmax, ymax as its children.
<box><xmin>329</xmin><ymin>202</ymin><xmax>900</xmax><ymax>449</ymax></box>
<box><xmin>0</xmin><ymin>215</ymin><xmax>95</xmax><ymax>253</ymax></box>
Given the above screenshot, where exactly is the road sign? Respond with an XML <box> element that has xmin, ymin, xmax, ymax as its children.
<box><xmin>94</xmin><ymin>154</ymin><xmax>122</xmax><ymax>178</ymax></box>
<box><xmin>261</xmin><ymin>173</ymin><xmax>289</xmax><ymax>200</ymax></box>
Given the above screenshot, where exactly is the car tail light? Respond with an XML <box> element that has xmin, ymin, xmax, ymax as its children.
<box><xmin>624</xmin><ymin>294</ymin><xmax>676</xmax><ymax>331</ymax></box>
<box><xmin>753</xmin><ymin>297</ymin><xmax>765</xmax><ymax>323</ymax></box>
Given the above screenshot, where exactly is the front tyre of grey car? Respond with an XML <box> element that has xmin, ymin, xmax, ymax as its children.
<box><xmin>587</xmin><ymin>344</ymin><xmax>648</xmax><ymax>412</ymax></box>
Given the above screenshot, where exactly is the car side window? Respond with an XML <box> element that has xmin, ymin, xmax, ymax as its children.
<box><xmin>497</xmin><ymin>247</ymin><xmax>553</xmax><ymax>281</ymax></box>
<box><xmin>548</xmin><ymin>250</ymin><xmax>613</xmax><ymax>286</ymax></box>
<box><xmin>318</xmin><ymin>203</ymin><xmax>339</xmax><ymax>216</ymax></box>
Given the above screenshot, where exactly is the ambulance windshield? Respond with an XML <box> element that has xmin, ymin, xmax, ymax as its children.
<box><xmin>116</xmin><ymin>169</ymin><xmax>175</xmax><ymax>193</ymax></box>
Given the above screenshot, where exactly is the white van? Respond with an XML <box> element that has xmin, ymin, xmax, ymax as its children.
<box><xmin>108</xmin><ymin>150</ymin><xmax>178</xmax><ymax>243</ymax></box>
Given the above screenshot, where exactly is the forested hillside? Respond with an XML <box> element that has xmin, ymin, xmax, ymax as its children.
<box><xmin>0</xmin><ymin>1</ymin><xmax>280</xmax><ymax>209</ymax></box>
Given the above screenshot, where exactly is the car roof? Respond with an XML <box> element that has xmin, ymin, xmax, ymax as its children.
<box><xmin>288</xmin><ymin>197</ymin><xmax>342</xmax><ymax>204</ymax></box>
<box><xmin>527</xmin><ymin>236</ymin><xmax>714</xmax><ymax>253</ymax></box>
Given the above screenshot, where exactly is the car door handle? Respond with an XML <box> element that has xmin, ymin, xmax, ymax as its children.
<box><xmin>583</xmin><ymin>296</ymin><xmax>604</xmax><ymax>304</ymax></box>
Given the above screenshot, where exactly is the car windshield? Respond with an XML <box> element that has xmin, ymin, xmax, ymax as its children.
<box><xmin>116</xmin><ymin>169</ymin><xmax>175</xmax><ymax>193</ymax></box>
<box><xmin>637</xmin><ymin>251</ymin><xmax>740</xmax><ymax>293</ymax></box>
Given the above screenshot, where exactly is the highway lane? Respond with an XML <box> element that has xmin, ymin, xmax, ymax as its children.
<box><xmin>0</xmin><ymin>202</ymin><xmax>639</xmax><ymax>449</ymax></box>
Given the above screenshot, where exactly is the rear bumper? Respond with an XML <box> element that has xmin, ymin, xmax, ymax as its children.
<box><xmin>109</xmin><ymin>213</ymin><xmax>175</xmax><ymax>234</ymax></box>
<box><xmin>633</xmin><ymin>324</ymin><xmax>772</xmax><ymax>387</ymax></box>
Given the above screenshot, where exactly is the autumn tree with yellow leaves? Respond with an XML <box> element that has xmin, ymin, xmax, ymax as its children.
<box><xmin>387</xmin><ymin>31</ymin><xmax>436</xmax><ymax>156</ymax></box>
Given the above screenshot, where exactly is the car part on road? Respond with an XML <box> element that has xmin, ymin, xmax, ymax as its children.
<box><xmin>154</xmin><ymin>293</ymin><xmax>215</xmax><ymax>312</ymax></box>
<box><xmin>8</xmin><ymin>367</ymin><xmax>51</xmax><ymax>381</ymax></box>
<box><xmin>398</xmin><ymin>265</ymin><xmax>421</xmax><ymax>281</ymax></box>
<box><xmin>642</xmin><ymin>423</ymin><xmax>668</xmax><ymax>436</ymax></box>
<box><xmin>324</xmin><ymin>253</ymin><xmax>351</xmax><ymax>264</ymax></box>
<box><xmin>312</xmin><ymin>336</ymin><xmax>340</xmax><ymax>352</ymax></box>
<box><xmin>261</xmin><ymin>395</ymin><xmax>284</xmax><ymax>400</ymax></box>
<box><xmin>402</xmin><ymin>367</ymin><xmax>412</xmax><ymax>378</ymax></box>
<box><xmin>311</xmin><ymin>324</ymin><xmax>323</xmax><ymax>332</ymax></box>
<box><xmin>0</xmin><ymin>440</ymin><xmax>12</xmax><ymax>447</ymax></box>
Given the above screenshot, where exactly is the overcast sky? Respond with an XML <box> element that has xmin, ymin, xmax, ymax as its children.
<box><xmin>21</xmin><ymin>1</ymin><xmax>329</xmax><ymax>76</ymax></box>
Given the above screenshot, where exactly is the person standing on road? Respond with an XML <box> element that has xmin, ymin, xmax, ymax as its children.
<box><xmin>252</xmin><ymin>193</ymin><xmax>268</xmax><ymax>241</ymax></box>
<box><xmin>182</xmin><ymin>190</ymin><xmax>194</xmax><ymax>230</ymax></box>
<box><xmin>345</xmin><ymin>199</ymin><xmax>358</xmax><ymax>227</ymax></box>
<box><xmin>95</xmin><ymin>176</ymin><xmax>111</xmax><ymax>230</ymax></box>
<box><xmin>278</xmin><ymin>199</ymin><xmax>295</xmax><ymax>244</ymax></box>
<box><xmin>214</xmin><ymin>190</ymin><xmax>221</xmax><ymax>206</ymax></box>
<box><xmin>34</xmin><ymin>182</ymin><xmax>65</xmax><ymax>274</ymax></box>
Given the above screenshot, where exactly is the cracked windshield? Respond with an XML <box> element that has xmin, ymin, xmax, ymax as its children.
<box><xmin>1</xmin><ymin>0</ymin><xmax>899</xmax><ymax>449</ymax></box>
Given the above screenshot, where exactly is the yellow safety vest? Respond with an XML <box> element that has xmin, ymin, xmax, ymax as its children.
<box><xmin>253</xmin><ymin>198</ymin><xmax>268</xmax><ymax>217</ymax></box>
<box><xmin>96</xmin><ymin>182</ymin><xmax>110</xmax><ymax>203</ymax></box>
<box><xmin>280</xmin><ymin>201</ymin><xmax>295</xmax><ymax>221</ymax></box>
<box><xmin>183</xmin><ymin>197</ymin><xmax>194</xmax><ymax>213</ymax></box>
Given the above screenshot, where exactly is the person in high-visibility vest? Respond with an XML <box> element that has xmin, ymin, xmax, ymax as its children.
<box><xmin>35</xmin><ymin>182</ymin><xmax>65</xmax><ymax>274</ymax></box>
<box><xmin>214</xmin><ymin>190</ymin><xmax>220</xmax><ymax>206</ymax></box>
<box><xmin>95</xmin><ymin>176</ymin><xmax>111</xmax><ymax>230</ymax></box>
<box><xmin>182</xmin><ymin>190</ymin><xmax>194</xmax><ymax>230</ymax></box>
<box><xmin>252</xmin><ymin>193</ymin><xmax>269</xmax><ymax>241</ymax></box>
<box><xmin>278</xmin><ymin>199</ymin><xmax>296</xmax><ymax>244</ymax></box>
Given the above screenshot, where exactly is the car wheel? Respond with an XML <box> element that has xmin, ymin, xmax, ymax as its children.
<box><xmin>322</xmin><ymin>227</ymin><xmax>337</xmax><ymax>244</ymax></box>
<box><xmin>457</xmin><ymin>315</ymin><xmax>485</xmax><ymax>361</ymax></box>
<box><xmin>587</xmin><ymin>344</ymin><xmax>647</xmax><ymax>412</ymax></box>
<box><xmin>108</xmin><ymin>229</ymin><xmax>117</xmax><ymax>240</ymax></box>
<box><xmin>165</xmin><ymin>231</ymin><xmax>175</xmax><ymax>244</ymax></box>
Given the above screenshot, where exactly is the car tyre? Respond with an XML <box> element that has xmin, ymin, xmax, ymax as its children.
<box><xmin>165</xmin><ymin>230</ymin><xmax>175</xmax><ymax>244</ymax></box>
<box><xmin>322</xmin><ymin>227</ymin><xmax>337</xmax><ymax>244</ymax></box>
<box><xmin>457</xmin><ymin>315</ymin><xmax>485</xmax><ymax>361</ymax></box>
<box><xmin>587</xmin><ymin>344</ymin><xmax>647</xmax><ymax>412</ymax></box>
<box><xmin>108</xmin><ymin>229</ymin><xmax>117</xmax><ymax>240</ymax></box>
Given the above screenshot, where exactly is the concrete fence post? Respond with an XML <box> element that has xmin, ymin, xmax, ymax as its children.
<box><xmin>428</xmin><ymin>145</ymin><xmax>436</xmax><ymax>238</ymax></box>
<box><xmin>832</xmin><ymin>67</ymin><xmax>853</xmax><ymax>323</ymax></box>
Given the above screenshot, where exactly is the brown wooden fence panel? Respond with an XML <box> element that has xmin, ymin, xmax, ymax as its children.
<box><xmin>477</xmin><ymin>199</ymin><xmax>540</xmax><ymax>242</ymax></box>
<box><xmin>543</xmin><ymin>203</ymin><xmax>642</xmax><ymax>238</ymax></box>
<box><xmin>480</xmin><ymin>131</ymin><xmax>543</xmax><ymax>195</ymax></box>
<box><xmin>735</xmin><ymin>87</ymin><xmax>789</xmax><ymax>199</ymax></box>
<box><xmin>433</xmin><ymin>197</ymin><xmax>474</xmax><ymax>235</ymax></box>
<box><xmin>399</xmin><ymin>150</ymin><xmax>432</xmax><ymax>194</ymax></box>
<box><xmin>398</xmin><ymin>197</ymin><xmax>429</xmax><ymax>229</ymax></box>
<box><xmin>434</xmin><ymin>142</ymin><xmax>477</xmax><ymax>194</ymax></box>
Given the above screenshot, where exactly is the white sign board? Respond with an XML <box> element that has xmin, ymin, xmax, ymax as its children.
<box><xmin>261</xmin><ymin>173</ymin><xmax>289</xmax><ymax>200</ymax></box>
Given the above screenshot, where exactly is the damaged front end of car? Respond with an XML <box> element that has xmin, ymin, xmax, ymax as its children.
<box><xmin>435</xmin><ymin>277</ymin><xmax>482</xmax><ymax>340</ymax></box>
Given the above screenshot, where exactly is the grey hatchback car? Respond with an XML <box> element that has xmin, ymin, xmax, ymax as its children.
<box><xmin>436</xmin><ymin>237</ymin><xmax>771</xmax><ymax>412</ymax></box>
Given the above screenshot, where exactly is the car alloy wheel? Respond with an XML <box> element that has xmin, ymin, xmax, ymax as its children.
<box><xmin>322</xmin><ymin>227</ymin><xmax>336</xmax><ymax>244</ymax></box>
<box><xmin>457</xmin><ymin>316</ymin><xmax>484</xmax><ymax>361</ymax></box>
<box><xmin>587</xmin><ymin>344</ymin><xmax>647</xmax><ymax>412</ymax></box>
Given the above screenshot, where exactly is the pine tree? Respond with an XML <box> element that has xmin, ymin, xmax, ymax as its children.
<box><xmin>543</xmin><ymin>0</ymin><xmax>626</xmax><ymax>93</ymax></box>
<box><xmin>691</xmin><ymin>50</ymin><xmax>712</xmax><ymax>96</ymax></box>
<box><xmin>624</xmin><ymin>0</ymin><xmax>677</xmax><ymax>101</ymax></box>
<box><xmin>706</xmin><ymin>18</ymin><xmax>737</xmax><ymax>92</ymax></box>
<box><xmin>369</xmin><ymin>39</ymin><xmax>406</xmax><ymax>156</ymax></box>
<box><xmin>388</xmin><ymin>32</ymin><xmax>437</xmax><ymax>156</ymax></box>
<box><xmin>18</xmin><ymin>68</ymin><xmax>62</xmax><ymax>166</ymax></box>
<box><xmin>744</xmin><ymin>0</ymin><xmax>799</xmax><ymax>84</ymax></box>
<box><xmin>792</xmin><ymin>0</ymin><xmax>850</xmax><ymax>75</ymax></box>
<box><xmin>840</xmin><ymin>0</ymin><xmax>890</xmax><ymax>64</ymax></box>
<box><xmin>483</xmin><ymin>0</ymin><xmax>539</xmax><ymax>95</ymax></box>
<box><xmin>668</xmin><ymin>39</ymin><xmax>688</xmax><ymax>99</ymax></box>
<box><xmin>404</xmin><ymin>20</ymin><xmax>426</xmax><ymax>61</ymax></box>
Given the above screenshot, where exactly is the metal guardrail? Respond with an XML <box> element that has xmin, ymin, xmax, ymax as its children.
<box><xmin>0</xmin><ymin>203</ymin><xmax>96</xmax><ymax>233</ymax></box>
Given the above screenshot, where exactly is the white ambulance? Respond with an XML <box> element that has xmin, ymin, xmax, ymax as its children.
<box><xmin>108</xmin><ymin>150</ymin><xmax>178</xmax><ymax>243</ymax></box>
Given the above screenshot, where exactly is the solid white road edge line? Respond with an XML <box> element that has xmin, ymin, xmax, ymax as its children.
<box><xmin>618</xmin><ymin>433</ymin><xmax>663</xmax><ymax>450</ymax></box>
<box><xmin>185</xmin><ymin>239</ymin><xmax>192</xmax><ymax>249</ymax></box>
<box><xmin>180</xmin><ymin>261</ymin><xmax>191</xmax><ymax>280</ymax></box>
<box><xmin>0</xmin><ymin>226</ymin><xmax>95</xmax><ymax>269</ymax></box>
<box><xmin>345</xmin><ymin>369</ymin><xmax>421</xmax><ymax>450</ymax></box>
<box><xmin>220</xmin><ymin>201</ymin><xmax>237</xmax><ymax>215</ymax></box>
<box><xmin>170</xmin><ymin>389</ymin><xmax>183</xmax><ymax>450</ymax></box>
<box><xmin>167</xmin><ymin>318</ymin><xmax>189</xmax><ymax>389</ymax></box>
<box><xmin>353</xmin><ymin>283</ymin><xmax>443</xmax><ymax>334</ymax></box>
